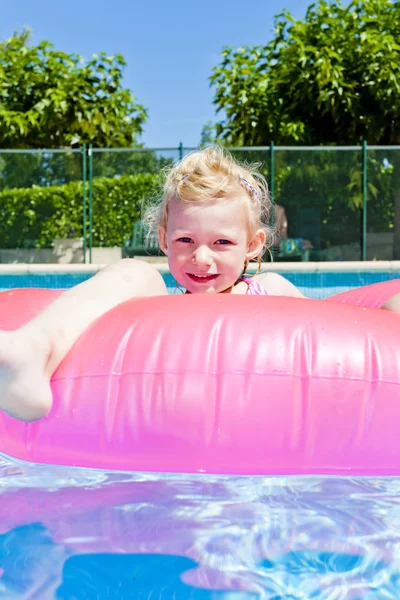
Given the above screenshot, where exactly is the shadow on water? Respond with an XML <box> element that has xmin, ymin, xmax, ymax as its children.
<box><xmin>0</xmin><ymin>523</ymin><xmax>258</xmax><ymax>599</ymax></box>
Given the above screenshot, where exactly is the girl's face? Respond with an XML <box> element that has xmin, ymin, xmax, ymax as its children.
<box><xmin>159</xmin><ymin>196</ymin><xmax>265</xmax><ymax>294</ymax></box>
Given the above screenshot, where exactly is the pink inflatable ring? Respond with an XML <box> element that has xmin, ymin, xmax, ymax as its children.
<box><xmin>0</xmin><ymin>281</ymin><xmax>400</xmax><ymax>475</ymax></box>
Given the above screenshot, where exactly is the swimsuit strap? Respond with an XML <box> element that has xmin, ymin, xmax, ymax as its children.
<box><xmin>237</xmin><ymin>277</ymin><xmax>268</xmax><ymax>296</ymax></box>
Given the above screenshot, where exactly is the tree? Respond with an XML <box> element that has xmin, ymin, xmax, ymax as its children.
<box><xmin>0</xmin><ymin>29</ymin><xmax>147</xmax><ymax>148</ymax></box>
<box><xmin>209</xmin><ymin>0</ymin><xmax>400</xmax><ymax>257</ymax></box>
<box><xmin>210</xmin><ymin>0</ymin><xmax>400</xmax><ymax>146</ymax></box>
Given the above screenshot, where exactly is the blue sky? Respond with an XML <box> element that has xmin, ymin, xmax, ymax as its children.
<box><xmin>1</xmin><ymin>0</ymin><xmax>312</xmax><ymax>148</ymax></box>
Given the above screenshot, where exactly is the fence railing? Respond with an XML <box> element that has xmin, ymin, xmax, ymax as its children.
<box><xmin>0</xmin><ymin>143</ymin><xmax>399</xmax><ymax>263</ymax></box>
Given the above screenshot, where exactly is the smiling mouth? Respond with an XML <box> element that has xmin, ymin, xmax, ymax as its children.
<box><xmin>187</xmin><ymin>273</ymin><xmax>219</xmax><ymax>283</ymax></box>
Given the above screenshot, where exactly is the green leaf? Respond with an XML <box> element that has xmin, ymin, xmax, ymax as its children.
<box><xmin>0</xmin><ymin>28</ymin><xmax>147</xmax><ymax>148</ymax></box>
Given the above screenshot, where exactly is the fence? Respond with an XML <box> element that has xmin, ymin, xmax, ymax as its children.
<box><xmin>0</xmin><ymin>143</ymin><xmax>399</xmax><ymax>263</ymax></box>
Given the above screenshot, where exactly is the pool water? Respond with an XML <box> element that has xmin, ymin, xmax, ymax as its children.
<box><xmin>0</xmin><ymin>269</ymin><xmax>399</xmax><ymax>298</ymax></box>
<box><xmin>1</xmin><ymin>454</ymin><xmax>400</xmax><ymax>599</ymax></box>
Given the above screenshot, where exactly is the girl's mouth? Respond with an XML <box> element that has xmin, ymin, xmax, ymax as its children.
<box><xmin>187</xmin><ymin>273</ymin><xmax>219</xmax><ymax>283</ymax></box>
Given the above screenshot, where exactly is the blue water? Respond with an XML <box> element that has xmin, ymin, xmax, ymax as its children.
<box><xmin>1</xmin><ymin>270</ymin><xmax>400</xmax><ymax>598</ymax></box>
<box><xmin>1</xmin><ymin>454</ymin><xmax>400</xmax><ymax>599</ymax></box>
<box><xmin>1</xmin><ymin>269</ymin><xmax>399</xmax><ymax>298</ymax></box>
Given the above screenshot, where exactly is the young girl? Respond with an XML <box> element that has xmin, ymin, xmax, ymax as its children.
<box><xmin>0</xmin><ymin>146</ymin><xmax>398</xmax><ymax>422</ymax></box>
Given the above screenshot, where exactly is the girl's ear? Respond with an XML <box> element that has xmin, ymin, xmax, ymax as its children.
<box><xmin>158</xmin><ymin>226</ymin><xmax>168</xmax><ymax>255</ymax></box>
<box><xmin>246</xmin><ymin>229</ymin><xmax>266</xmax><ymax>261</ymax></box>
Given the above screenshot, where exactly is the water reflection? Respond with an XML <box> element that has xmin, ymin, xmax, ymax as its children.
<box><xmin>0</xmin><ymin>454</ymin><xmax>400</xmax><ymax>599</ymax></box>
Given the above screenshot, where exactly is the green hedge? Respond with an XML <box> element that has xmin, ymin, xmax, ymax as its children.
<box><xmin>0</xmin><ymin>173</ymin><xmax>159</xmax><ymax>248</ymax></box>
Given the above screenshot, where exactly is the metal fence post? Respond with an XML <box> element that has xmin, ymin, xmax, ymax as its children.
<box><xmin>88</xmin><ymin>144</ymin><xmax>93</xmax><ymax>264</ymax></box>
<box><xmin>82</xmin><ymin>144</ymin><xmax>87</xmax><ymax>264</ymax></box>
<box><xmin>270</xmin><ymin>141</ymin><xmax>275</xmax><ymax>226</ymax></box>
<box><xmin>362</xmin><ymin>140</ymin><xmax>367</xmax><ymax>261</ymax></box>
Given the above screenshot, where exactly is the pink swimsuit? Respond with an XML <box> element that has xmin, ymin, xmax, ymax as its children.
<box><xmin>238</xmin><ymin>277</ymin><xmax>269</xmax><ymax>296</ymax></box>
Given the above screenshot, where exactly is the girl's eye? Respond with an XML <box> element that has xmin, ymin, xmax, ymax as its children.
<box><xmin>177</xmin><ymin>237</ymin><xmax>192</xmax><ymax>243</ymax></box>
<box><xmin>215</xmin><ymin>239</ymin><xmax>231</xmax><ymax>245</ymax></box>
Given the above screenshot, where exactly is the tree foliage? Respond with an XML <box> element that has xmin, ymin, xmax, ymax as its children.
<box><xmin>210</xmin><ymin>0</ymin><xmax>400</xmax><ymax>146</ymax></box>
<box><xmin>0</xmin><ymin>30</ymin><xmax>147</xmax><ymax>148</ymax></box>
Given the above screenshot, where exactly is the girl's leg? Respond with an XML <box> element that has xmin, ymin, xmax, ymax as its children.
<box><xmin>381</xmin><ymin>293</ymin><xmax>400</xmax><ymax>313</ymax></box>
<box><xmin>0</xmin><ymin>259</ymin><xmax>167</xmax><ymax>422</ymax></box>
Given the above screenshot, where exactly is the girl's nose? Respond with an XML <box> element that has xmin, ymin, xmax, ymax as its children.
<box><xmin>192</xmin><ymin>245</ymin><xmax>213</xmax><ymax>266</ymax></box>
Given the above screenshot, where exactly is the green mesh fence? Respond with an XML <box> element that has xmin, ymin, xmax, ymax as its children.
<box><xmin>274</xmin><ymin>147</ymin><xmax>364</xmax><ymax>261</ymax></box>
<box><xmin>0</xmin><ymin>149</ymin><xmax>83</xmax><ymax>191</ymax></box>
<box><xmin>0</xmin><ymin>144</ymin><xmax>398</xmax><ymax>263</ymax></box>
<box><xmin>0</xmin><ymin>149</ymin><xmax>84</xmax><ymax>259</ymax></box>
<box><xmin>366</xmin><ymin>147</ymin><xmax>399</xmax><ymax>261</ymax></box>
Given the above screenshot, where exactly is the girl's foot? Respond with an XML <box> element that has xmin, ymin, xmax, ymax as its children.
<box><xmin>0</xmin><ymin>330</ymin><xmax>53</xmax><ymax>421</ymax></box>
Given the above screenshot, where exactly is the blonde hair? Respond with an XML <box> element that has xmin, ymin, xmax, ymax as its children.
<box><xmin>143</xmin><ymin>146</ymin><xmax>273</xmax><ymax>269</ymax></box>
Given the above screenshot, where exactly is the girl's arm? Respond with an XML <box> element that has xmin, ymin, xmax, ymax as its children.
<box><xmin>255</xmin><ymin>272</ymin><xmax>306</xmax><ymax>298</ymax></box>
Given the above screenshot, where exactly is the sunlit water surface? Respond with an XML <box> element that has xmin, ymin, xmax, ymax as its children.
<box><xmin>1</xmin><ymin>454</ymin><xmax>400</xmax><ymax>599</ymax></box>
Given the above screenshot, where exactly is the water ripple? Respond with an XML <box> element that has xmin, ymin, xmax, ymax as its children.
<box><xmin>0</xmin><ymin>454</ymin><xmax>400</xmax><ymax>598</ymax></box>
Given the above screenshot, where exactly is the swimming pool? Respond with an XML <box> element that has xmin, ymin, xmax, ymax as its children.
<box><xmin>1</xmin><ymin>268</ymin><xmax>399</xmax><ymax>298</ymax></box>
<box><xmin>1</xmin><ymin>455</ymin><xmax>400</xmax><ymax>599</ymax></box>
<box><xmin>1</xmin><ymin>265</ymin><xmax>400</xmax><ymax>598</ymax></box>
